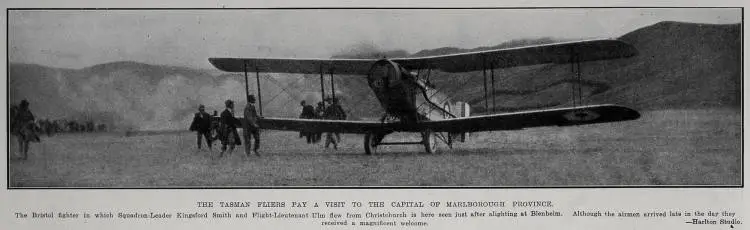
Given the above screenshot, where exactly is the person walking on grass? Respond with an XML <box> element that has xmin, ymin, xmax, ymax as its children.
<box><xmin>242</xmin><ymin>95</ymin><xmax>261</xmax><ymax>157</ymax></box>
<box><xmin>11</xmin><ymin>100</ymin><xmax>40</xmax><ymax>160</ymax></box>
<box><xmin>219</xmin><ymin>99</ymin><xmax>241</xmax><ymax>157</ymax></box>
<box><xmin>189</xmin><ymin>104</ymin><xmax>213</xmax><ymax>150</ymax></box>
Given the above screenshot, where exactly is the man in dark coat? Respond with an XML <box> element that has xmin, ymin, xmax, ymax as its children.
<box><xmin>190</xmin><ymin>104</ymin><xmax>213</xmax><ymax>150</ymax></box>
<box><xmin>242</xmin><ymin>95</ymin><xmax>261</xmax><ymax>156</ymax></box>
<box><xmin>324</xmin><ymin>98</ymin><xmax>347</xmax><ymax>149</ymax></box>
<box><xmin>219</xmin><ymin>99</ymin><xmax>241</xmax><ymax>157</ymax></box>
<box><xmin>299</xmin><ymin>100</ymin><xmax>316</xmax><ymax>143</ymax></box>
<box><xmin>312</xmin><ymin>101</ymin><xmax>326</xmax><ymax>143</ymax></box>
<box><xmin>12</xmin><ymin>100</ymin><xmax>39</xmax><ymax>160</ymax></box>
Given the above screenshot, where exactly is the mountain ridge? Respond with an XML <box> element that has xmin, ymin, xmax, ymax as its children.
<box><xmin>8</xmin><ymin>21</ymin><xmax>741</xmax><ymax>130</ymax></box>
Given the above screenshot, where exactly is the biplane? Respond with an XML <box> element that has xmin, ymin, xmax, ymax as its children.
<box><xmin>208</xmin><ymin>39</ymin><xmax>641</xmax><ymax>154</ymax></box>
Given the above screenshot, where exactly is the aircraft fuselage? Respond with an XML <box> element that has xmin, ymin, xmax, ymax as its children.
<box><xmin>366</xmin><ymin>59</ymin><xmax>456</xmax><ymax>123</ymax></box>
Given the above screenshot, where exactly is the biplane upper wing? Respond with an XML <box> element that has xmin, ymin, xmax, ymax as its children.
<box><xmin>208</xmin><ymin>39</ymin><xmax>636</xmax><ymax>74</ymax></box>
<box><xmin>418</xmin><ymin>104</ymin><xmax>640</xmax><ymax>133</ymax></box>
<box><xmin>209</xmin><ymin>58</ymin><xmax>377</xmax><ymax>75</ymax></box>
<box><xmin>393</xmin><ymin>39</ymin><xmax>638</xmax><ymax>72</ymax></box>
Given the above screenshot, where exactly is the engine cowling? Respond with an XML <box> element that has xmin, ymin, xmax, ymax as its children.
<box><xmin>367</xmin><ymin>59</ymin><xmax>419</xmax><ymax>122</ymax></box>
<box><xmin>367</xmin><ymin>59</ymin><xmax>401</xmax><ymax>93</ymax></box>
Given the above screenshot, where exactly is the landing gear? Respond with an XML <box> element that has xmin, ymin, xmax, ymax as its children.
<box><xmin>363</xmin><ymin>131</ymin><xmax>448</xmax><ymax>155</ymax></box>
<box><xmin>422</xmin><ymin>131</ymin><xmax>438</xmax><ymax>154</ymax></box>
<box><xmin>364</xmin><ymin>133</ymin><xmax>382</xmax><ymax>155</ymax></box>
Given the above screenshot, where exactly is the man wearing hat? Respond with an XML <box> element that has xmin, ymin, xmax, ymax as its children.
<box><xmin>298</xmin><ymin>100</ymin><xmax>316</xmax><ymax>143</ymax></box>
<box><xmin>242</xmin><ymin>94</ymin><xmax>261</xmax><ymax>156</ymax></box>
<box><xmin>219</xmin><ymin>99</ymin><xmax>241</xmax><ymax>157</ymax></box>
<box><xmin>190</xmin><ymin>104</ymin><xmax>213</xmax><ymax>150</ymax></box>
<box><xmin>324</xmin><ymin>98</ymin><xmax>347</xmax><ymax>149</ymax></box>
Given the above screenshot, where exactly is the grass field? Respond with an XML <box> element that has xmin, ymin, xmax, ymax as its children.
<box><xmin>7</xmin><ymin>109</ymin><xmax>741</xmax><ymax>187</ymax></box>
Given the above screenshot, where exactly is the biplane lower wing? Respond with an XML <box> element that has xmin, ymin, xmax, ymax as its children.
<box><xmin>259</xmin><ymin>118</ymin><xmax>389</xmax><ymax>134</ymax></box>
<box><xmin>421</xmin><ymin>104</ymin><xmax>640</xmax><ymax>133</ymax></box>
<box><xmin>256</xmin><ymin>104</ymin><xmax>639</xmax><ymax>134</ymax></box>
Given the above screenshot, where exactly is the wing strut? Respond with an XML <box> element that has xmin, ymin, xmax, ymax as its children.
<box><xmin>330</xmin><ymin>68</ymin><xmax>336</xmax><ymax>101</ymax></box>
<box><xmin>576</xmin><ymin>57</ymin><xmax>582</xmax><ymax>106</ymax></box>
<box><xmin>490</xmin><ymin>62</ymin><xmax>495</xmax><ymax>113</ymax></box>
<box><xmin>243</xmin><ymin>61</ymin><xmax>250</xmax><ymax>102</ymax></box>
<box><xmin>319</xmin><ymin>64</ymin><xmax>326</xmax><ymax>102</ymax></box>
<box><xmin>242</xmin><ymin>60</ymin><xmax>263</xmax><ymax>116</ymax></box>
<box><xmin>569</xmin><ymin>49</ymin><xmax>583</xmax><ymax>108</ymax></box>
<box><xmin>256</xmin><ymin>66</ymin><xmax>263</xmax><ymax>116</ymax></box>
<box><xmin>482</xmin><ymin>56</ymin><xmax>489</xmax><ymax>113</ymax></box>
<box><xmin>481</xmin><ymin>55</ymin><xmax>497</xmax><ymax>114</ymax></box>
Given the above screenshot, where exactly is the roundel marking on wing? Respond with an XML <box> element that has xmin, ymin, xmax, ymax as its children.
<box><xmin>563</xmin><ymin>110</ymin><xmax>600</xmax><ymax>122</ymax></box>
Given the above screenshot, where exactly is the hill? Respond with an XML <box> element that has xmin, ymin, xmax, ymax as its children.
<box><xmin>8</xmin><ymin>61</ymin><xmax>382</xmax><ymax>130</ymax></box>
<box><xmin>426</xmin><ymin>21</ymin><xmax>741</xmax><ymax>113</ymax></box>
<box><xmin>9</xmin><ymin>62</ymin><xmax>237</xmax><ymax>130</ymax></box>
<box><xmin>8</xmin><ymin>21</ymin><xmax>741</xmax><ymax>130</ymax></box>
<box><xmin>614</xmin><ymin>21</ymin><xmax>741</xmax><ymax>109</ymax></box>
<box><xmin>411</xmin><ymin>37</ymin><xmax>570</xmax><ymax>57</ymax></box>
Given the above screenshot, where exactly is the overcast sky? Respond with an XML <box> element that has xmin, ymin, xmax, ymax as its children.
<box><xmin>9</xmin><ymin>8</ymin><xmax>741</xmax><ymax>69</ymax></box>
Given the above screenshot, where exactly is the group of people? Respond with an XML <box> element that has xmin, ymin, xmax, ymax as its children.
<box><xmin>12</xmin><ymin>95</ymin><xmax>349</xmax><ymax>161</ymax></box>
<box><xmin>29</xmin><ymin>119</ymin><xmax>107</xmax><ymax>137</ymax></box>
<box><xmin>190</xmin><ymin>95</ymin><xmax>260</xmax><ymax>157</ymax></box>
<box><xmin>190</xmin><ymin>95</ymin><xmax>347</xmax><ymax>156</ymax></box>
<box><xmin>299</xmin><ymin>97</ymin><xmax>346</xmax><ymax>149</ymax></box>
<box><xmin>9</xmin><ymin>99</ymin><xmax>114</xmax><ymax>160</ymax></box>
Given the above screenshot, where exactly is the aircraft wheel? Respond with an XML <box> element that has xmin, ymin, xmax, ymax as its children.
<box><xmin>364</xmin><ymin>133</ymin><xmax>379</xmax><ymax>155</ymax></box>
<box><xmin>422</xmin><ymin>131</ymin><xmax>438</xmax><ymax>154</ymax></box>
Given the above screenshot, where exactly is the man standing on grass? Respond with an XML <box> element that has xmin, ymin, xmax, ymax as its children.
<box><xmin>219</xmin><ymin>99</ymin><xmax>241</xmax><ymax>157</ymax></box>
<box><xmin>243</xmin><ymin>95</ymin><xmax>261</xmax><ymax>156</ymax></box>
<box><xmin>313</xmin><ymin>101</ymin><xmax>326</xmax><ymax>143</ymax></box>
<box><xmin>11</xmin><ymin>100</ymin><xmax>40</xmax><ymax>160</ymax></box>
<box><xmin>189</xmin><ymin>104</ymin><xmax>213</xmax><ymax>150</ymax></box>
<box><xmin>299</xmin><ymin>100</ymin><xmax>316</xmax><ymax>143</ymax></box>
<box><xmin>324</xmin><ymin>98</ymin><xmax>347</xmax><ymax>149</ymax></box>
